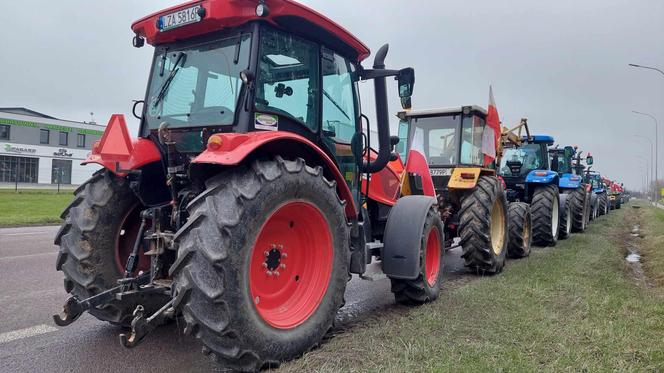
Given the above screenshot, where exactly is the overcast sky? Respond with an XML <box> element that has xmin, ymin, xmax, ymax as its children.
<box><xmin>0</xmin><ymin>0</ymin><xmax>662</xmax><ymax>191</ymax></box>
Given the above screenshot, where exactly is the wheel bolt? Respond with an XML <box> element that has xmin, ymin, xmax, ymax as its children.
<box><xmin>278</xmin><ymin>245</ymin><xmax>283</xmax><ymax>249</ymax></box>
<box><xmin>264</xmin><ymin>251</ymin><xmax>269</xmax><ymax>257</ymax></box>
<box><xmin>254</xmin><ymin>296</ymin><xmax>260</xmax><ymax>304</ymax></box>
<box><xmin>282</xmin><ymin>253</ymin><xmax>288</xmax><ymax>259</ymax></box>
<box><xmin>274</xmin><ymin>271</ymin><xmax>280</xmax><ymax>277</ymax></box>
<box><xmin>266</xmin><ymin>271</ymin><xmax>273</xmax><ymax>276</ymax></box>
<box><xmin>262</xmin><ymin>263</ymin><xmax>268</xmax><ymax>268</ymax></box>
<box><xmin>271</xmin><ymin>244</ymin><xmax>277</xmax><ymax>249</ymax></box>
<box><xmin>280</xmin><ymin>264</ymin><xmax>286</xmax><ymax>269</ymax></box>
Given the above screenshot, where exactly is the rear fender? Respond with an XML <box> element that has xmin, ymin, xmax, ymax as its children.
<box><xmin>192</xmin><ymin>131</ymin><xmax>357</xmax><ymax>218</ymax></box>
<box><xmin>382</xmin><ymin>195</ymin><xmax>437</xmax><ymax>280</ymax></box>
<box><xmin>401</xmin><ymin>149</ymin><xmax>436</xmax><ymax>197</ymax></box>
<box><xmin>83</xmin><ymin>115</ymin><xmax>161</xmax><ymax>175</ymax></box>
<box><xmin>361</xmin><ymin>150</ymin><xmax>404</xmax><ymax>206</ymax></box>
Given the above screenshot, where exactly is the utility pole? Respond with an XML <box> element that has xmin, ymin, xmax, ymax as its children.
<box><xmin>633</xmin><ymin>111</ymin><xmax>659</xmax><ymax>201</ymax></box>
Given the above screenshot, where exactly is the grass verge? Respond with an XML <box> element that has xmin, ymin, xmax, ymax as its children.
<box><xmin>0</xmin><ymin>189</ymin><xmax>73</xmax><ymax>227</ymax></box>
<box><xmin>281</xmin><ymin>203</ymin><xmax>664</xmax><ymax>372</ymax></box>
<box><xmin>640</xmin><ymin>203</ymin><xmax>664</xmax><ymax>297</ymax></box>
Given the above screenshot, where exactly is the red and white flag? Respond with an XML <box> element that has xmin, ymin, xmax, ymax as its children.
<box><xmin>483</xmin><ymin>85</ymin><xmax>501</xmax><ymax>166</ymax></box>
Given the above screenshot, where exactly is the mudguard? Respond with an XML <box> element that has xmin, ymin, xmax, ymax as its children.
<box><xmin>83</xmin><ymin>115</ymin><xmax>161</xmax><ymax>175</ymax></box>
<box><xmin>525</xmin><ymin>170</ymin><xmax>558</xmax><ymax>185</ymax></box>
<box><xmin>194</xmin><ymin>131</ymin><xmax>357</xmax><ymax>217</ymax></box>
<box><xmin>559</xmin><ymin>192</ymin><xmax>570</xmax><ymax>216</ymax></box>
<box><xmin>382</xmin><ymin>195</ymin><xmax>437</xmax><ymax>280</ymax></box>
<box><xmin>401</xmin><ymin>149</ymin><xmax>436</xmax><ymax>197</ymax></box>
<box><xmin>559</xmin><ymin>173</ymin><xmax>582</xmax><ymax>189</ymax></box>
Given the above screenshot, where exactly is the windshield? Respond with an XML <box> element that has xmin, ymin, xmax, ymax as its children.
<box><xmin>409</xmin><ymin>115</ymin><xmax>459</xmax><ymax>167</ymax></box>
<box><xmin>500</xmin><ymin>144</ymin><xmax>544</xmax><ymax>177</ymax></box>
<box><xmin>145</xmin><ymin>34</ymin><xmax>251</xmax><ymax>129</ymax></box>
<box><xmin>549</xmin><ymin>151</ymin><xmax>571</xmax><ymax>174</ymax></box>
<box><xmin>589</xmin><ymin>175</ymin><xmax>601</xmax><ymax>189</ymax></box>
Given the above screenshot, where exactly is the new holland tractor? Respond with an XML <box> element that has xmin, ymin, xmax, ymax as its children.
<box><xmin>499</xmin><ymin>131</ymin><xmax>562</xmax><ymax>248</ymax></box>
<box><xmin>583</xmin><ymin>163</ymin><xmax>610</xmax><ymax>217</ymax></box>
<box><xmin>548</xmin><ymin>146</ymin><xmax>591</xmax><ymax>237</ymax></box>
<box><xmin>52</xmin><ymin>0</ymin><xmax>435</xmax><ymax>370</ymax></box>
<box><xmin>390</xmin><ymin>106</ymin><xmax>512</xmax><ymax>274</ymax></box>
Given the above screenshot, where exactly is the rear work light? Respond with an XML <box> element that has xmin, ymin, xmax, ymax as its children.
<box><xmin>534</xmin><ymin>171</ymin><xmax>548</xmax><ymax>176</ymax></box>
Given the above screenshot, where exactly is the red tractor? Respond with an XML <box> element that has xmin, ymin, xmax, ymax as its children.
<box><xmin>53</xmin><ymin>0</ymin><xmax>442</xmax><ymax>370</ymax></box>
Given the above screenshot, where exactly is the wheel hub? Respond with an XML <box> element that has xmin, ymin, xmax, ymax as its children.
<box><xmin>263</xmin><ymin>245</ymin><xmax>287</xmax><ymax>276</ymax></box>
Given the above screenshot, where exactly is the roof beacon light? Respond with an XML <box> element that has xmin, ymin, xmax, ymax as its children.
<box><xmin>256</xmin><ymin>1</ymin><xmax>270</xmax><ymax>17</ymax></box>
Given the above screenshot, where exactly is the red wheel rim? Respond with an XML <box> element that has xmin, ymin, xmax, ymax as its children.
<box><xmin>249</xmin><ymin>201</ymin><xmax>333</xmax><ymax>329</ymax></box>
<box><xmin>424</xmin><ymin>227</ymin><xmax>441</xmax><ymax>287</ymax></box>
<box><xmin>115</xmin><ymin>204</ymin><xmax>151</xmax><ymax>274</ymax></box>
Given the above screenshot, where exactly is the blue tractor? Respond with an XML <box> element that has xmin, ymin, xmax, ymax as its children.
<box><xmin>548</xmin><ymin>146</ymin><xmax>591</xmax><ymax>238</ymax></box>
<box><xmin>499</xmin><ymin>134</ymin><xmax>561</xmax><ymax>248</ymax></box>
<box><xmin>583</xmin><ymin>161</ymin><xmax>610</xmax><ymax>218</ymax></box>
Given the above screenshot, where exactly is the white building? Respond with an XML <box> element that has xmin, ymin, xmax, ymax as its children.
<box><xmin>0</xmin><ymin>108</ymin><xmax>105</xmax><ymax>185</ymax></box>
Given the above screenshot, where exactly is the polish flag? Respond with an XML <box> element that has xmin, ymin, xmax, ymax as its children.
<box><xmin>483</xmin><ymin>86</ymin><xmax>501</xmax><ymax>166</ymax></box>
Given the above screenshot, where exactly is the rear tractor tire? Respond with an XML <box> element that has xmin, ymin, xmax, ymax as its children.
<box><xmin>598</xmin><ymin>194</ymin><xmax>608</xmax><ymax>216</ymax></box>
<box><xmin>569</xmin><ymin>187</ymin><xmax>588</xmax><ymax>233</ymax></box>
<box><xmin>171</xmin><ymin>157</ymin><xmax>349</xmax><ymax>371</ymax></box>
<box><xmin>507</xmin><ymin>202</ymin><xmax>532</xmax><ymax>259</ymax></box>
<box><xmin>530</xmin><ymin>184</ymin><xmax>560</xmax><ymax>247</ymax></box>
<box><xmin>55</xmin><ymin>170</ymin><xmax>166</xmax><ymax>326</ymax></box>
<box><xmin>459</xmin><ymin>176</ymin><xmax>509</xmax><ymax>274</ymax></box>
<box><xmin>558</xmin><ymin>194</ymin><xmax>572</xmax><ymax>240</ymax></box>
<box><xmin>391</xmin><ymin>207</ymin><xmax>444</xmax><ymax>304</ymax></box>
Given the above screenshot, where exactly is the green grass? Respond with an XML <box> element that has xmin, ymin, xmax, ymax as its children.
<box><xmin>281</xmin><ymin>204</ymin><xmax>664</xmax><ymax>372</ymax></box>
<box><xmin>641</xmin><ymin>204</ymin><xmax>664</xmax><ymax>296</ymax></box>
<box><xmin>0</xmin><ymin>189</ymin><xmax>74</xmax><ymax>227</ymax></box>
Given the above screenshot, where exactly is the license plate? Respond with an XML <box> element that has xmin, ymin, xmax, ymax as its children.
<box><xmin>159</xmin><ymin>5</ymin><xmax>202</xmax><ymax>32</ymax></box>
<box><xmin>430</xmin><ymin>168</ymin><xmax>451</xmax><ymax>177</ymax></box>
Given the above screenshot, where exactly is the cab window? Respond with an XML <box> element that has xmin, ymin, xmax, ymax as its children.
<box><xmin>397</xmin><ymin>119</ymin><xmax>409</xmax><ymax>162</ymax></box>
<box><xmin>256</xmin><ymin>28</ymin><xmax>319</xmax><ymax>131</ymax></box>
<box><xmin>321</xmin><ymin>50</ymin><xmax>357</xmax><ymax>143</ymax></box>
<box><xmin>460</xmin><ymin>115</ymin><xmax>486</xmax><ymax>165</ymax></box>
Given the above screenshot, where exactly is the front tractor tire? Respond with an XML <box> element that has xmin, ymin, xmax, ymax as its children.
<box><xmin>570</xmin><ymin>187</ymin><xmax>588</xmax><ymax>233</ymax></box>
<box><xmin>55</xmin><ymin>170</ymin><xmax>166</xmax><ymax>326</ymax></box>
<box><xmin>171</xmin><ymin>157</ymin><xmax>349</xmax><ymax>371</ymax></box>
<box><xmin>459</xmin><ymin>176</ymin><xmax>509</xmax><ymax>274</ymax></box>
<box><xmin>530</xmin><ymin>184</ymin><xmax>560</xmax><ymax>247</ymax></box>
<box><xmin>391</xmin><ymin>207</ymin><xmax>444</xmax><ymax>304</ymax></box>
<box><xmin>598</xmin><ymin>194</ymin><xmax>608</xmax><ymax>216</ymax></box>
<box><xmin>507</xmin><ymin>202</ymin><xmax>532</xmax><ymax>258</ymax></box>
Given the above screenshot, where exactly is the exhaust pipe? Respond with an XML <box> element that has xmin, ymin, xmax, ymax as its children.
<box><xmin>362</xmin><ymin>44</ymin><xmax>391</xmax><ymax>173</ymax></box>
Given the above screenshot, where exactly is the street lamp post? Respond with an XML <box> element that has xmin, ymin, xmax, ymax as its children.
<box><xmin>633</xmin><ymin>111</ymin><xmax>659</xmax><ymax>201</ymax></box>
<box><xmin>634</xmin><ymin>135</ymin><xmax>654</xmax><ymax>200</ymax></box>
<box><xmin>629</xmin><ymin>63</ymin><xmax>664</xmax><ymax>202</ymax></box>
<box><xmin>635</xmin><ymin>155</ymin><xmax>650</xmax><ymax>197</ymax></box>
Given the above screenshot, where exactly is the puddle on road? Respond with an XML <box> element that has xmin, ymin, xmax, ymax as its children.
<box><xmin>626</xmin><ymin>252</ymin><xmax>641</xmax><ymax>263</ymax></box>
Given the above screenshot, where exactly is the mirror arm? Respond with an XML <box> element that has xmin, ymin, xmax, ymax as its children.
<box><xmin>359</xmin><ymin>68</ymin><xmax>400</xmax><ymax>81</ymax></box>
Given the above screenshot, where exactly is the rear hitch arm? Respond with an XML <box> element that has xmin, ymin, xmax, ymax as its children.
<box><xmin>52</xmin><ymin>273</ymin><xmax>150</xmax><ymax>327</ymax></box>
<box><xmin>119</xmin><ymin>299</ymin><xmax>175</xmax><ymax>349</ymax></box>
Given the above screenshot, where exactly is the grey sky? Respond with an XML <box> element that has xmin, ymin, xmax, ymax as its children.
<box><xmin>0</xmin><ymin>1</ymin><xmax>662</xmax><ymax>191</ymax></box>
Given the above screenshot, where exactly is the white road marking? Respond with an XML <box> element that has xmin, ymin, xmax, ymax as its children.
<box><xmin>0</xmin><ymin>232</ymin><xmax>50</xmax><ymax>237</ymax></box>
<box><xmin>0</xmin><ymin>252</ymin><xmax>57</xmax><ymax>261</ymax></box>
<box><xmin>0</xmin><ymin>324</ymin><xmax>58</xmax><ymax>344</ymax></box>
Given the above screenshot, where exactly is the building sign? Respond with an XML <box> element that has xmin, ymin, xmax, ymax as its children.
<box><xmin>4</xmin><ymin>144</ymin><xmax>37</xmax><ymax>154</ymax></box>
<box><xmin>0</xmin><ymin>117</ymin><xmax>104</xmax><ymax>136</ymax></box>
<box><xmin>53</xmin><ymin>148</ymin><xmax>73</xmax><ymax>157</ymax></box>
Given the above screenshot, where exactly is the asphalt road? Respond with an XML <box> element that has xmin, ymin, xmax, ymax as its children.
<box><xmin>0</xmin><ymin>225</ymin><xmax>468</xmax><ymax>373</ymax></box>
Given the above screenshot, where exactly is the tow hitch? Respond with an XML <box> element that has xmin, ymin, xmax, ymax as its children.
<box><xmin>119</xmin><ymin>298</ymin><xmax>175</xmax><ymax>348</ymax></box>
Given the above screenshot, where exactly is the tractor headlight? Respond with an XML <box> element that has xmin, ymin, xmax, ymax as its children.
<box><xmin>256</xmin><ymin>3</ymin><xmax>270</xmax><ymax>17</ymax></box>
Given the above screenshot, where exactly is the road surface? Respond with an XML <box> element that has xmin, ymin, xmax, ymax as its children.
<box><xmin>0</xmin><ymin>225</ymin><xmax>468</xmax><ymax>372</ymax></box>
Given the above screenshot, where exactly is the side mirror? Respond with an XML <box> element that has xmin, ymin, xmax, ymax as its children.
<box><xmin>400</xmin><ymin>96</ymin><xmax>412</xmax><ymax>110</ymax></box>
<box><xmin>550</xmin><ymin>154</ymin><xmax>559</xmax><ymax>172</ymax></box>
<box><xmin>564</xmin><ymin>146</ymin><xmax>575</xmax><ymax>159</ymax></box>
<box><xmin>586</xmin><ymin>155</ymin><xmax>594</xmax><ymax>165</ymax></box>
<box><xmin>397</xmin><ymin>68</ymin><xmax>415</xmax><ymax>99</ymax></box>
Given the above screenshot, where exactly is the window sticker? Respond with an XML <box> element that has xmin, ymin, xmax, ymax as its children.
<box><xmin>255</xmin><ymin>113</ymin><xmax>279</xmax><ymax>131</ymax></box>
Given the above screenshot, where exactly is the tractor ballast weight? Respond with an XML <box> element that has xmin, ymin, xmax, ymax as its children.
<box><xmin>53</xmin><ymin>0</ymin><xmax>426</xmax><ymax>370</ymax></box>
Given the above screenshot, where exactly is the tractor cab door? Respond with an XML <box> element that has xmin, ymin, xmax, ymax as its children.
<box><xmin>459</xmin><ymin>114</ymin><xmax>490</xmax><ymax>167</ymax></box>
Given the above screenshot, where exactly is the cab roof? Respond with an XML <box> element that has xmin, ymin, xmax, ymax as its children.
<box><xmin>399</xmin><ymin>105</ymin><xmax>488</xmax><ymax>119</ymax></box>
<box><xmin>131</xmin><ymin>0</ymin><xmax>371</xmax><ymax>62</ymax></box>
<box><xmin>525</xmin><ymin>135</ymin><xmax>554</xmax><ymax>145</ymax></box>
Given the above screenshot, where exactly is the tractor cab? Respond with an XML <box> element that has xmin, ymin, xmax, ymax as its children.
<box><xmin>499</xmin><ymin>135</ymin><xmax>556</xmax><ymax>202</ymax></box>
<box><xmin>396</xmin><ymin>105</ymin><xmax>494</xmax><ymax>193</ymax></box>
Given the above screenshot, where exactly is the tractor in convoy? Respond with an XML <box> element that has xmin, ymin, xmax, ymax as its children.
<box><xmin>52</xmin><ymin>0</ymin><xmax>431</xmax><ymax>370</ymax></box>
<box><xmin>499</xmin><ymin>129</ymin><xmax>562</xmax><ymax>248</ymax></box>
<box><xmin>548</xmin><ymin>145</ymin><xmax>591</xmax><ymax>238</ymax></box>
<box><xmin>583</xmin><ymin>164</ymin><xmax>610</xmax><ymax>217</ymax></box>
<box><xmin>605</xmin><ymin>178</ymin><xmax>625</xmax><ymax>209</ymax></box>
<box><xmin>390</xmin><ymin>106</ymin><xmax>512</xmax><ymax>274</ymax></box>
